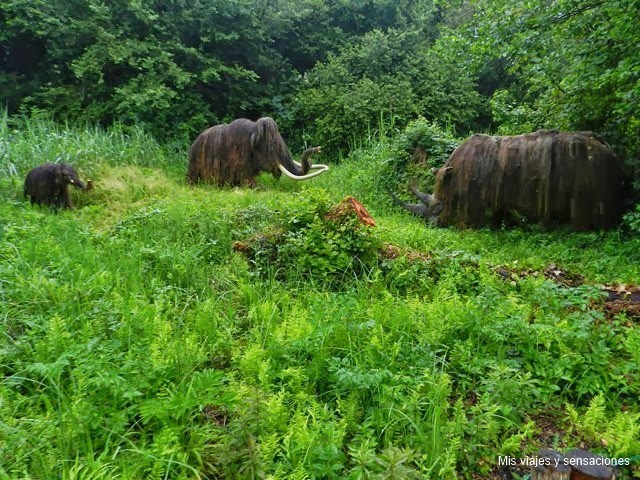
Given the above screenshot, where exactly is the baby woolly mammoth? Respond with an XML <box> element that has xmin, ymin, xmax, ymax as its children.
<box><xmin>24</xmin><ymin>163</ymin><xmax>92</xmax><ymax>210</ymax></box>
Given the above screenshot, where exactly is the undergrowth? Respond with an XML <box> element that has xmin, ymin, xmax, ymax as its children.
<box><xmin>1</xmin><ymin>118</ymin><xmax>639</xmax><ymax>479</ymax></box>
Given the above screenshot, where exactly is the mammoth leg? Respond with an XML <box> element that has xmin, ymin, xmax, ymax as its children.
<box><xmin>64</xmin><ymin>188</ymin><xmax>74</xmax><ymax>209</ymax></box>
<box><xmin>186</xmin><ymin>166</ymin><xmax>200</xmax><ymax>185</ymax></box>
<box><xmin>242</xmin><ymin>177</ymin><xmax>257</xmax><ymax>188</ymax></box>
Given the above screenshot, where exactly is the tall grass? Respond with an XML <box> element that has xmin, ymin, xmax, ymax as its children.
<box><xmin>1</xmin><ymin>116</ymin><xmax>639</xmax><ymax>479</ymax></box>
<box><xmin>0</xmin><ymin>110</ymin><xmax>176</xmax><ymax>180</ymax></box>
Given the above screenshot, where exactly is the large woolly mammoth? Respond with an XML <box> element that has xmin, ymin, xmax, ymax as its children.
<box><xmin>187</xmin><ymin>117</ymin><xmax>328</xmax><ymax>186</ymax></box>
<box><xmin>24</xmin><ymin>163</ymin><xmax>91</xmax><ymax>210</ymax></box>
<box><xmin>392</xmin><ymin>130</ymin><xmax>625</xmax><ymax>230</ymax></box>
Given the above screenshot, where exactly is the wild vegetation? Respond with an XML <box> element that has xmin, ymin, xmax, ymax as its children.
<box><xmin>2</xmin><ymin>0</ymin><xmax>640</xmax><ymax>478</ymax></box>
<box><xmin>1</xmin><ymin>115</ymin><xmax>639</xmax><ymax>479</ymax></box>
<box><xmin>2</xmin><ymin>0</ymin><xmax>639</xmax><ymax>172</ymax></box>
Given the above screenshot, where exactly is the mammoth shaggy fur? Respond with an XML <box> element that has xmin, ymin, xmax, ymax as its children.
<box><xmin>187</xmin><ymin>117</ymin><xmax>327</xmax><ymax>186</ymax></box>
<box><xmin>24</xmin><ymin>163</ymin><xmax>90</xmax><ymax>210</ymax></box>
<box><xmin>393</xmin><ymin>130</ymin><xmax>625</xmax><ymax>230</ymax></box>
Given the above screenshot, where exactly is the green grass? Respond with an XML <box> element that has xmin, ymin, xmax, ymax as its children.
<box><xmin>1</xmin><ymin>117</ymin><xmax>639</xmax><ymax>479</ymax></box>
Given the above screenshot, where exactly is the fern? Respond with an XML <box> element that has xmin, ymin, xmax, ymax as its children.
<box><xmin>566</xmin><ymin>394</ymin><xmax>640</xmax><ymax>457</ymax></box>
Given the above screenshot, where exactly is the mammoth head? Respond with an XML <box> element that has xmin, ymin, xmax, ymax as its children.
<box><xmin>58</xmin><ymin>164</ymin><xmax>88</xmax><ymax>190</ymax></box>
<box><xmin>252</xmin><ymin>117</ymin><xmax>329</xmax><ymax>181</ymax></box>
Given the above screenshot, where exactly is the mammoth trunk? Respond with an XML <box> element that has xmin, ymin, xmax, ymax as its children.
<box><xmin>277</xmin><ymin>147</ymin><xmax>328</xmax><ymax>181</ymax></box>
<box><xmin>298</xmin><ymin>147</ymin><xmax>321</xmax><ymax>173</ymax></box>
<box><xmin>278</xmin><ymin>154</ymin><xmax>310</xmax><ymax>177</ymax></box>
<box><xmin>70</xmin><ymin>178</ymin><xmax>87</xmax><ymax>191</ymax></box>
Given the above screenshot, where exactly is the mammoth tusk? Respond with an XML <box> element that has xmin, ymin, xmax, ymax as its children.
<box><xmin>293</xmin><ymin>160</ymin><xmax>329</xmax><ymax>170</ymax></box>
<box><xmin>277</xmin><ymin>163</ymin><xmax>329</xmax><ymax>181</ymax></box>
<box><xmin>293</xmin><ymin>160</ymin><xmax>320</xmax><ymax>167</ymax></box>
<box><xmin>409</xmin><ymin>185</ymin><xmax>435</xmax><ymax>205</ymax></box>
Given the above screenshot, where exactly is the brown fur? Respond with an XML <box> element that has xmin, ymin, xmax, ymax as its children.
<box><xmin>24</xmin><ymin>163</ymin><xmax>88</xmax><ymax>210</ymax></box>
<box><xmin>395</xmin><ymin>130</ymin><xmax>625</xmax><ymax>230</ymax></box>
<box><xmin>433</xmin><ymin>130</ymin><xmax>625</xmax><ymax>230</ymax></box>
<box><xmin>187</xmin><ymin>117</ymin><xmax>313</xmax><ymax>186</ymax></box>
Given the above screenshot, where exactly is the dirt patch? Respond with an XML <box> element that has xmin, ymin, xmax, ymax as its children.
<box><xmin>527</xmin><ymin>410</ymin><xmax>568</xmax><ymax>449</ymax></box>
<box><xmin>495</xmin><ymin>263</ymin><xmax>640</xmax><ymax>321</ymax></box>
<box><xmin>380</xmin><ymin>243</ymin><xmax>402</xmax><ymax>260</ymax></box>
<box><xmin>202</xmin><ymin>405</ymin><xmax>228</xmax><ymax>426</ymax></box>
<box><xmin>494</xmin><ymin>263</ymin><xmax>583</xmax><ymax>287</ymax></box>
<box><xmin>380</xmin><ymin>243</ymin><xmax>432</xmax><ymax>262</ymax></box>
<box><xmin>542</xmin><ymin>264</ymin><xmax>584</xmax><ymax>287</ymax></box>
<box><xmin>601</xmin><ymin>284</ymin><xmax>640</xmax><ymax>319</ymax></box>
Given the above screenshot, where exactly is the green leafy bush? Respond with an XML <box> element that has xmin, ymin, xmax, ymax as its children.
<box><xmin>234</xmin><ymin>190</ymin><xmax>381</xmax><ymax>287</ymax></box>
<box><xmin>385</xmin><ymin>118</ymin><xmax>460</xmax><ymax>191</ymax></box>
<box><xmin>288</xmin><ymin>26</ymin><xmax>481</xmax><ymax>158</ymax></box>
<box><xmin>567</xmin><ymin>394</ymin><xmax>640</xmax><ymax>457</ymax></box>
<box><xmin>622</xmin><ymin>203</ymin><xmax>640</xmax><ymax>235</ymax></box>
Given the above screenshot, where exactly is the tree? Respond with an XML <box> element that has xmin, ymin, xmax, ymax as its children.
<box><xmin>288</xmin><ymin>18</ymin><xmax>482</xmax><ymax>156</ymax></box>
<box><xmin>455</xmin><ymin>0</ymin><xmax>640</xmax><ymax>178</ymax></box>
<box><xmin>1</xmin><ymin>0</ymin><xmax>297</xmax><ymax>140</ymax></box>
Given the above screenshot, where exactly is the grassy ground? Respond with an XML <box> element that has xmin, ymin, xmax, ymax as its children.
<box><xmin>1</xmin><ymin>118</ymin><xmax>639</xmax><ymax>479</ymax></box>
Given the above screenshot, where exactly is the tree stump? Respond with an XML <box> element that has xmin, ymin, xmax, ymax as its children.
<box><xmin>531</xmin><ymin>449</ymin><xmax>571</xmax><ymax>480</ymax></box>
<box><xmin>565</xmin><ymin>449</ymin><xmax>616</xmax><ymax>480</ymax></box>
<box><xmin>530</xmin><ymin>449</ymin><xmax>616</xmax><ymax>480</ymax></box>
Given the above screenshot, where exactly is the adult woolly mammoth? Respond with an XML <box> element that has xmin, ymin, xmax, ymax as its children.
<box><xmin>187</xmin><ymin>117</ymin><xmax>329</xmax><ymax>186</ymax></box>
<box><xmin>24</xmin><ymin>163</ymin><xmax>92</xmax><ymax>211</ymax></box>
<box><xmin>391</xmin><ymin>130</ymin><xmax>625</xmax><ymax>230</ymax></box>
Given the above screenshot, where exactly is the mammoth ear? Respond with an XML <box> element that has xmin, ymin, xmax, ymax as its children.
<box><xmin>251</xmin><ymin>118</ymin><xmax>267</xmax><ymax>149</ymax></box>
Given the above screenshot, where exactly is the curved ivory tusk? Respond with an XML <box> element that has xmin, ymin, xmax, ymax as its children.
<box><xmin>277</xmin><ymin>163</ymin><xmax>329</xmax><ymax>180</ymax></box>
<box><xmin>293</xmin><ymin>160</ymin><xmax>329</xmax><ymax>170</ymax></box>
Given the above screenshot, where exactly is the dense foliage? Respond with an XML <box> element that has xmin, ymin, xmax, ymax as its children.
<box><xmin>234</xmin><ymin>191</ymin><xmax>382</xmax><ymax>286</ymax></box>
<box><xmin>1</xmin><ymin>118</ymin><xmax>639</xmax><ymax>478</ymax></box>
<box><xmin>2</xmin><ymin>1</ymin><xmax>640</xmax><ymax>477</ymax></box>
<box><xmin>2</xmin><ymin>0</ymin><xmax>639</xmax><ymax>180</ymax></box>
<box><xmin>461</xmin><ymin>0</ymin><xmax>640</xmax><ymax>183</ymax></box>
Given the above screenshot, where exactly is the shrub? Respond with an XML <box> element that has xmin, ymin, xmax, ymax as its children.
<box><xmin>385</xmin><ymin>118</ymin><xmax>460</xmax><ymax>192</ymax></box>
<box><xmin>234</xmin><ymin>190</ymin><xmax>381</xmax><ymax>287</ymax></box>
<box><xmin>622</xmin><ymin>203</ymin><xmax>640</xmax><ymax>235</ymax></box>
